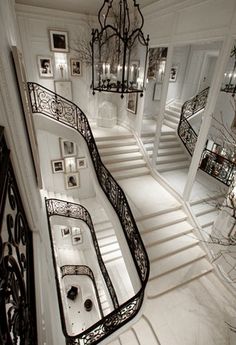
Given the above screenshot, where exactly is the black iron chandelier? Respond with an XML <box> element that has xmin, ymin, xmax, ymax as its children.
<box><xmin>91</xmin><ymin>0</ymin><xmax>149</xmax><ymax>98</ymax></box>
<box><xmin>221</xmin><ymin>46</ymin><xmax>236</xmax><ymax>96</ymax></box>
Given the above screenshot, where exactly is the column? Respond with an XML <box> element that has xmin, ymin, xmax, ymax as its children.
<box><xmin>151</xmin><ymin>44</ymin><xmax>174</xmax><ymax>167</ymax></box>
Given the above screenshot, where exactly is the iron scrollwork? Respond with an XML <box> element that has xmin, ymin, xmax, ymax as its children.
<box><xmin>0</xmin><ymin>127</ymin><xmax>37</xmax><ymax>344</ymax></box>
<box><xmin>178</xmin><ymin>87</ymin><xmax>236</xmax><ymax>186</ymax></box>
<box><xmin>28</xmin><ymin>83</ymin><xmax>149</xmax><ymax>344</ymax></box>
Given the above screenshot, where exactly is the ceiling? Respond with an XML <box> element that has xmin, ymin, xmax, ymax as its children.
<box><xmin>15</xmin><ymin>0</ymin><xmax>159</xmax><ymax>15</ymax></box>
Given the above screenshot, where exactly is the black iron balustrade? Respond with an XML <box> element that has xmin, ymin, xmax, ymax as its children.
<box><xmin>28</xmin><ymin>82</ymin><xmax>149</xmax><ymax>345</ymax></box>
<box><xmin>61</xmin><ymin>265</ymin><xmax>103</xmax><ymax>318</ymax></box>
<box><xmin>178</xmin><ymin>87</ymin><xmax>236</xmax><ymax>186</ymax></box>
<box><xmin>199</xmin><ymin>149</ymin><xmax>236</xmax><ymax>186</ymax></box>
<box><xmin>46</xmin><ymin>198</ymin><xmax>118</xmax><ymax>312</ymax></box>
<box><xmin>181</xmin><ymin>87</ymin><xmax>210</xmax><ymax>119</ymax></box>
<box><xmin>0</xmin><ymin>126</ymin><xmax>37</xmax><ymax>344</ymax></box>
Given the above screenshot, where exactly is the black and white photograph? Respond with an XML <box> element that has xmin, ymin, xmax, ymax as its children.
<box><xmin>61</xmin><ymin>226</ymin><xmax>70</xmax><ymax>237</ymax></box>
<box><xmin>49</xmin><ymin>29</ymin><xmax>69</xmax><ymax>52</ymax></box>
<box><xmin>127</xmin><ymin>93</ymin><xmax>138</xmax><ymax>114</ymax></box>
<box><xmin>37</xmin><ymin>56</ymin><xmax>53</xmax><ymax>78</ymax></box>
<box><xmin>51</xmin><ymin>159</ymin><xmax>65</xmax><ymax>173</ymax></box>
<box><xmin>60</xmin><ymin>139</ymin><xmax>77</xmax><ymax>157</ymax></box>
<box><xmin>77</xmin><ymin>157</ymin><xmax>86</xmax><ymax>169</ymax></box>
<box><xmin>65</xmin><ymin>173</ymin><xmax>79</xmax><ymax>189</ymax></box>
<box><xmin>70</xmin><ymin>59</ymin><xmax>82</xmax><ymax>76</ymax></box>
<box><xmin>169</xmin><ymin>65</ymin><xmax>178</xmax><ymax>82</ymax></box>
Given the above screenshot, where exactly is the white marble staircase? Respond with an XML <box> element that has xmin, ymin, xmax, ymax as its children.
<box><xmin>95</xmin><ymin>133</ymin><xmax>150</xmax><ymax>180</ymax></box>
<box><xmin>93</xmin><ymin>130</ymin><xmax>213</xmax><ymax>299</ymax></box>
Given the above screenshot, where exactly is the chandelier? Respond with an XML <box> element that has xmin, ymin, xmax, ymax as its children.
<box><xmin>91</xmin><ymin>0</ymin><xmax>149</xmax><ymax>98</ymax></box>
<box><xmin>221</xmin><ymin>45</ymin><xmax>236</xmax><ymax>96</ymax></box>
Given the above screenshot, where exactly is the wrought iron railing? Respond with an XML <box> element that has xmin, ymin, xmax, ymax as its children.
<box><xmin>0</xmin><ymin>126</ymin><xmax>37</xmax><ymax>344</ymax></box>
<box><xmin>28</xmin><ymin>82</ymin><xmax>149</xmax><ymax>345</ymax></box>
<box><xmin>178</xmin><ymin>87</ymin><xmax>236</xmax><ymax>186</ymax></box>
<box><xmin>61</xmin><ymin>264</ymin><xmax>104</xmax><ymax>318</ymax></box>
<box><xmin>46</xmin><ymin>198</ymin><xmax>118</xmax><ymax>313</ymax></box>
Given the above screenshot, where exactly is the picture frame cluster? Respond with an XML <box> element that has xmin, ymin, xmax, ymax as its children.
<box><xmin>51</xmin><ymin>138</ymin><xmax>87</xmax><ymax>190</ymax></box>
<box><xmin>37</xmin><ymin>29</ymin><xmax>82</xmax><ymax>79</ymax></box>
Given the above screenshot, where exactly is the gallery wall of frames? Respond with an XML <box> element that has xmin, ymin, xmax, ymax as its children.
<box><xmin>37</xmin><ymin>130</ymin><xmax>96</xmax><ymax>199</ymax></box>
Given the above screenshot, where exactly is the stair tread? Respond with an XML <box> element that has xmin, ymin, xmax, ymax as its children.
<box><xmin>165</xmin><ymin>114</ymin><xmax>179</xmax><ymax>123</ymax></box>
<box><xmin>163</xmin><ymin>119</ymin><xmax>177</xmax><ymax>129</ymax></box>
<box><xmin>102</xmin><ymin>249</ymin><xmax>122</xmax><ymax>263</ymax></box>
<box><xmin>139</xmin><ymin>209</ymin><xmax>187</xmax><ymax>232</ymax></box>
<box><xmin>113</xmin><ymin>167</ymin><xmax>150</xmax><ymax>180</ymax></box>
<box><xmin>158</xmin><ymin>147</ymin><xmax>183</xmax><ymax>156</ymax></box>
<box><xmin>197</xmin><ymin>211</ymin><xmax>219</xmax><ymax>227</ymax></box>
<box><xmin>99</xmin><ymin>145</ymin><xmax>140</xmax><ymax>156</ymax></box>
<box><xmin>119</xmin><ymin>330</ymin><xmax>138</xmax><ymax>345</ymax></box>
<box><xmin>147</xmin><ymin>257</ymin><xmax>213</xmax><ymax>297</ymax></box>
<box><xmin>157</xmin><ymin>161</ymin><xmax>190</xmax><ymax>172</ymax></box>
<box><xmin>157</xmin><ymin>153</ymin><xmax>188</xmax><ymax>163</ymax></box>
<box><xmin>147</xmin><ymin>234</ymin><xmax>199</xmax><ymax>262</ymax></box>
<box><xmin>106</xmin><ymin>159</ymin><xmax>146</xmax><ymax>172</ymax></box>
<box><xmin>133</xmin><ymin>318</ymin><xmax>159</xmax><ymax>345</ymax></box>
<box><xmin>96</xmin><ymin>138</ymin><xmax>137</xmax><ymax>148</ymax></box>
<box><xmin>102</xmin><ymin>151</ymin><xmax>143</xmax><ymax>163</ymax></box>
<box><xmin>191</xmin><ymin>203</ymin><xmax>218</xmax><ymax>216</ymax></box>
<box><xmin>142</xmin><ymin>221</ymin><xmax>194</xmax><ymax>246</ymax></box>
<box><xmin>149</xmin><ymin>245</ymin><xmax>206</xmax><ymax>280</ymax></box>
<box><xmin>98</xmin><ymin>235</ymin><xmax>117</xmax><ymax>247</ymax></box>
<box><xmin>100</xmin><ymin>242</ymin><xmax>120</xmax><ymax>254</ymax></box>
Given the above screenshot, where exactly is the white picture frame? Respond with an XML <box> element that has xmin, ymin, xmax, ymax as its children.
<box><xmin>37</xmin><ymin>55</ymin><xmax>54</xmax><ymax>78</ymax></box>
<box><xmin>61</xmin><ymin>226</ymin><xmax>70</xmax><ymax>237</ymax></box>
<box><xmin>71</xmin><ymin>227</ymin><xmax>83</xmax><ymax>245</ymax></box>
<box><xmin>70</xmin><ymin>58</ymin><xmax>82</xmax><ymax>76</ymax></box>
<box><xmin>127</xmin><ymin>93</ymin><xmax>138</xmax><ymax>114</ymax></box>
<box><xmin>65</xmin><ymin>173</ymin><xmax>79</xmax><ymax>189</ymax></box>
<box><xmin>54</xmin><ymin>81</ymin><xmax>72</xmax><ymax>101</ymax></box>
<box><xmin>169</xmin><ymin>65</ymin><xmax>178</xmax><ymax>82</ymax></box>
<box><xmin>49</xmin><ymin>29</ymin><xmax>69</xmax><ymax>52</ymax></box>
<box><xmin>77</xmin><ymin>157</ymin><xmax>87</xmax><ymax>169</ymax></box>
<box><xmin>60</xmin><ymin>139</ymin><xmax>77</xmax><ymax>157</ymax></box>
<box><xmin>51</xmin><ymin>159</ymin><xmax>65</xmax><ymax>173</ymax></box>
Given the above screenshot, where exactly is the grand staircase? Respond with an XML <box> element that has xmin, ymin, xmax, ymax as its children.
<box><xmin>94</xmin><ymin>129</ymin><xmax>213</xmax><ymax>300</ymax></box>
<box><xmin>141</xmin><ymin>101</ymin><xmax>190</xmax><ymax>173</ymax></box>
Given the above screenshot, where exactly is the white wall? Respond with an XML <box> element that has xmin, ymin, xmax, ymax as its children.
<box><xmin>16</xmin><ymin>4</ymin><xmax>98</xmax><ymax>120</ymax></box>
<box><xmin>166</xmin><ymin>45</ymin><xmax>190</xmax><ymax>103</ymax></box>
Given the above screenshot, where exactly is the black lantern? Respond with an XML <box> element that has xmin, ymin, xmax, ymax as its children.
<box><xmin>91</xmin><ymin>0</ymin><xmax>149</xmax><ymax>98</ymax></box>
<box><xmin>221</xmin><ymin>46</ymin><xmax>236</xmax><ymax>96</ymax></box>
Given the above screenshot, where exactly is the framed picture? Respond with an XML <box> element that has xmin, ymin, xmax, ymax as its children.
<box><xmin>64</xmin><ymin>157</ymin><xmax>77</xmax><ymax>173</ymax></box>
<box><xmin>61</xmin><ymin>226</ymin><xmax>70</xmax><ymax>237</ymax></box>
<box><xmin>37</xmin><ymin>56</ymin><xmax>53</xmax><ymax>78</ymax></box>
<box><xmin>65</xmin><ymin>173</ymin><xmax>79</xmax><ymax>189</ymax></box>
<box><xmin>77</xmin><ymin>157</ymin><xmax>86</xmax><ymax>169</ymax></box>
<box><xmin>54</xmin><ymin>81</ymin><xmax>72</xmax><ymax>101</ymax></box>
<box><xmin>70</xmin><ymin>59</ymin><xmax>82</xmax><ymax>76</ymax></box>
<box><xmin>51</xmin><ymin>159</ymin><xmax>65</xmax><ymax>173</ymax></box>
<box><xmin>71</xmin><ymin>227</ymin><xmax>83</xmax><ymax>245</ymax></box>
<box><xmin>60</xmin><ymin>139</ymin><xmax>77</xmax><ymax>157</ymax></box>
<box><xmin>169</xmin><ymin>65</ymin><xmax>178</xmax><ymax>82</ymax></box>
<box><xmin>49</xmin><ymin>29</ymin><xmax>69</xmax><ymax>52</ymax></box>
<box><xmin>127</xmin><ymin>93</ymin><xmax>138</xmax><ymax>114</ymax></box>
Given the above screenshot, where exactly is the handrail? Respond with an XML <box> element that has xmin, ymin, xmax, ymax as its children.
<box><xmin>61</xmin><ymin>264</ymin><xmax>104</xmax><ymax>319</ymax></box>
<box><xmin>46</xmin><ymin>198</ymin><xmax>119</xmax><ymax>312</ymax></box>
<box><xmin>178</xmin><ymin>87</ymin><xmax>236</xmax><ymax>186</ymax></box>
<box><xmin>28</xmin><ymin>82</ymin><xmax>149</xmax><ymax>345</ymax></box>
